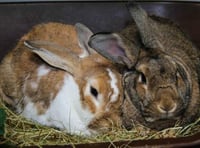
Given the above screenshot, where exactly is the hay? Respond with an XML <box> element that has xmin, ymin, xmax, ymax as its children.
<box><xmin>0</xmin><ymin>101</ymin><xmax>200</xmax><ymax>147</ymax></box>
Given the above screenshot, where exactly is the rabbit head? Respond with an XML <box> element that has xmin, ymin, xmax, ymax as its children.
<box><xmin>89</xmin><ymin>4</ymin><xmax>200</xmax><ymax>130</ymax></box>
<box><xmin>0</xmin><ymin>23</ymin><xmax>123</xmax><ymax>136</ymax></box>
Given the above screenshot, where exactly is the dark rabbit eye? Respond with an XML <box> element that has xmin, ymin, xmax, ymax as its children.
<box><xmin>138</xmin><ymin>72</ymin><xmax>147</xmax><ymax>84</ymax></box>
<box><xmin>176</xmin><ymin>71</ymin><xmax>184</xmax><ymax>85</ymax></box>
<box><xmin>176</xmin><ymin>71</ymin><xmax>183</xmax><ymax>82</ymax></box>
<box><xmin>90</xmin><ymin>86</ymin><xmax>98</xmax><ymax>98</ymax></box>
<box><xmin>176</xmin><ymin>71</ymin><xmax>181</xmax><ymax>79</ymax></box>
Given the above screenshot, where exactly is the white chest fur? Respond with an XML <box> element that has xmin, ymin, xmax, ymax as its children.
<box><xmin>21</xmin><ymin>75</ymin><xmax>95</xmax><ymax>136</ymax></box>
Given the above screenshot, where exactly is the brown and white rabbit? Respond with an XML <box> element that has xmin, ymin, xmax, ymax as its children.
<box><xmin>89</xmin><ymin>4</ymin><xmax>200</xmax><ymax>130</ymax></box>
<box><xmin>0</xmin><ymin>22</ymin><xmax>123</xmax><ymax>136</ymax></box>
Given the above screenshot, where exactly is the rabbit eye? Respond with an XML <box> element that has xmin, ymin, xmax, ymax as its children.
<box><xmin>176</xmin><ymin>71</ymin><xmax>181</xmax><ymax>79</ymax></box>
<box><xmin>176</xmin><ymin>71</ymin><xmax>182</xmax><ymax>82</ymax></box>
<box><xmin>138</xmin><ymin>72</ymin><xmax>147</xmax><ymax>84</ymax></box>
<box><xmin>90</xmin><ymin>86</ymin><xmax>98</xmax><ymax>98</ymax></box>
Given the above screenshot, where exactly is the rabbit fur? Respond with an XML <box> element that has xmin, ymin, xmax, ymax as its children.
<box><xmin>89</xmin><ymin>4</ymin><xmax>200</xmax><ymax>130</ymax></box>
<box><xmin>0</xmin><ymin>22</ymin><xmax>123</xmax><ymax>136</ymax></box>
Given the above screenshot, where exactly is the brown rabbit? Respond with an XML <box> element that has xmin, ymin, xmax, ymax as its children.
<box><xmin>0</xmin><ymin>22</ymin><xmax>123</xmax><ymax>136</ymax></box>
<box><xmin>89</xmin><ymin>4</ymin><xmax>200</xmax><ymax>130</ymax></box>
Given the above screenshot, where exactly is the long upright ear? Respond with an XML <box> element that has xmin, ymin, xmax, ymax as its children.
<box><xmin>75</xmin><ymin>23</ymin><xmax>95</xmax><ymax>57</ymax></box>
<box><xmin>127</xmin><ymin>3</ymin><xmax>163</xmax><ymax>49</ymax></box>
<box><xmin>24</xmin><ymin>40</ymin><xmax>79</xmax><ymax>75</ymax></box>
<box><xmin>88</xmin><ymin>33</ymin><xmax>138</xmax><ymax>69</ymax></box>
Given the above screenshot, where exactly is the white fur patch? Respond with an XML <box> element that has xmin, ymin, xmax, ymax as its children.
<box><xmin>30</xmin><ymin>81</ymin><xmax>38</xmax><ymax>90</ymax></box>
<box><xmin>20</xmin><ymin>75</ymin><xmax>95</xmax><ymax>136</ymax></box>
<box><xmin>107</xmin><ymin>69</ymin><xmax>119</xmax><ymax>102</ymax></box>
<box><xmin>37</xmin><ymin>65</ymin><xmax>50</xmax><ymax>77</ymax></box>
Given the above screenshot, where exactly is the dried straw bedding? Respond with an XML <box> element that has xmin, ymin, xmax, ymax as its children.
<box><xmin>0</xmin><ymin>100</ymin><xmax>200</xmax><ymax>147</ymax></box>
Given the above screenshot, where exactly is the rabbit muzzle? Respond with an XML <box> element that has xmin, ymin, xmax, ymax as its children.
<box><xmin>155</xmin><ymin>87</ymin><xmax>178</xmax><ymax>114</ymax></box>
<box><xmin>142</xmin><ymin>85</ymin><xmax>187</xmax><ymax>123</ymax></box>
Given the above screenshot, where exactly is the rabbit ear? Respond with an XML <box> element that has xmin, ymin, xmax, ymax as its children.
<box><xmin>24</xmin><ymin>40</ymin><xmax>78</xmax><ymax>75</ymax></box>
<box><xmin>75</xmin><ymin>23</ymin><xmax>95</xmax><ymax>57</ymax></box>
<box><xmin>175</xmin><ymin>58</ymin><xmax>192</xmax><ymax>104</ymax></box>
<box><xmin>89</xmin><ymin>33</ymin><xmax>137</xmax><ymax>68</ymax></box>
<box><xmin>127</xmin><ymin>3</ymin><xmax>163</xmax><ymax>50</ymax></box>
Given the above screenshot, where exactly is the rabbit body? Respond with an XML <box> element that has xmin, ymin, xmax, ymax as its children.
<box><xmin>89</xmin><ymin>5</ymin><xmax>200</xmax><ymax>130</ymax></box>
<box><xmin>0</xmin><ymin>23</ymin><xmax>123</xmax><ymax>136</ymax></box>
<box><xmin>120</xmin><ymin>20</ymin><xmax>200</xmax><ymax>129</ymax></box>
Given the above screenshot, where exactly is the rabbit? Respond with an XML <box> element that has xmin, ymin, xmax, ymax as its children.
<box><xmin>0</xmin><ymin>22</ymin><xmax>124</xmax><ymax>136</ymax></box>
<box><xmin>88</xmin><ymin>4</ymin><xmax>200</xmax><ymax>130</ymax></box>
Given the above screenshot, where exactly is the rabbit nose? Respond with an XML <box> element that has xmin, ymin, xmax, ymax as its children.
<box><xmin>157</xmin><ymin>103</ymin><xmax>177</xmax><ymax>113</ymax></box>
<box><xmin>156</xmin><ymin>87</ymin><xmax>177</xmax><ymax>113</ymax></box>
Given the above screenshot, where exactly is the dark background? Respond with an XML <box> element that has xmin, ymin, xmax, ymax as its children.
<box><xmin>0</xmin><ymin>2</ymin><xmax>200</xmax><ymax>60</ymax></box>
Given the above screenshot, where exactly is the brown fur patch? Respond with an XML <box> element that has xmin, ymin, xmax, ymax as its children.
<box><xmin>24</xmin><ymin>64</ymin><xmax>65</xmax><ymax>114</ymax></box>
